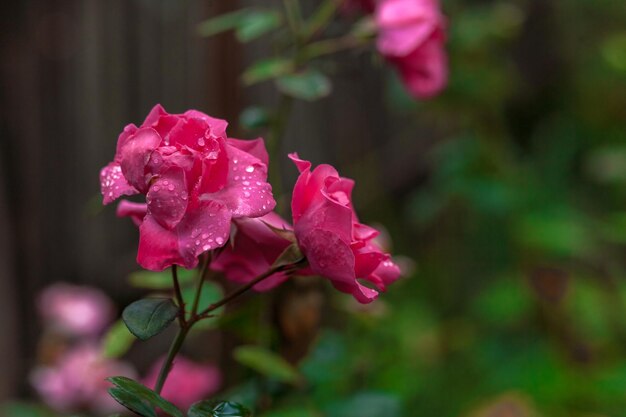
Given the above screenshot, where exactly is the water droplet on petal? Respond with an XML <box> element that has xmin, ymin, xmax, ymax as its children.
<box><xmin>168</xmin><ymin>184</ymin><xmax>175</xmax><ymax>191</ymax></box>
<box><xmin>215</xmin><ymin>237</ymin><xmax>224</xmax><ymax>245</ymax></box>
<box><xmin>202</xmin><ymin>244</ymin><xmax>210</xmax><ymax>251</ymax></box>
<box><xmin>245</xmin><ymin>166</ymin><xmax>254</xmax><ymax>173</ymax></box>
<box><xmin>197</xmin><ymin>138</ymin><xmax>205</xmax><ymax>146</ymax></box>
<box><xmin>243</xmin><ymin>191</ymin><xmax>250</xmax><ymax>198</ymax></box>
<box><xmin>201</xmin><ymin>233</ymin><xmax>209</xmax><ymax>239</ymax></box>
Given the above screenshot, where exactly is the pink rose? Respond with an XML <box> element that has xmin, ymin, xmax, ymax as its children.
<box><xmin>143</xmin><ymin>356</ymin><xmax>221</xmax><ymax>411</ymax></box>
<box><xmin>38</xmin><ymin>283</ymin><xmax>114</xmax><ymax>337</ymax></box>
<box><xmin>30</xmin><ymin>345</ymin><xmax>137</xmax><ymax>415</ymax></box>
<box><xmin>100</xmin><ymin>104</ymin><xmax>275</xmax><ymax>271</ymax></box>
<box><xmin>211</xmin><ymin>212</ymin><xmax>293</xmax><ymax>291</ymax></box>
<box><xmin>289</xmin><ymin>154</ymin><xmax>401</xmax><ymax>303</ymax></box>
<box><xmin>375</xmin><ymin>0</ymin><xmax>448</xmax><ymax>99</ymax></box>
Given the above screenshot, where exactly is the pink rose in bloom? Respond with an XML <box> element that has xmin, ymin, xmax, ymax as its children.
<box><xmin>211</xmin><ymin>212</ymin><xmax>293</xmax><ymax>291</ymax></box>
<box><xmin>30</xmin><ymin>345</ymin><xmax>137</xmax><ymax>415</ymax></box>
<box><xmin>38</xmin><ymin>283</ymin><xmax>114</xmax><ymax>337</ymax></box>
<box><xmin>289</xmin><ymin>154</ymin><xmax>401</xmax><ymax>303</ymax></box>
<box><xmin>375</xmin><ymin>0</ymin><xmax>448</xmax><ymax>99</ymax></box>
<box><xmin>100</xmin><ymin>104</ymin><xmax>275</xmax><ymax>271</ymax></box>
<box><xmin>143</xmin><ymin>356</ymin><xmax>221</xmax><ymax>411</ymax></box>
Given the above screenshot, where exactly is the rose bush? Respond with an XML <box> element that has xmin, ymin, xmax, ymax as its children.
<box><xmin>100</xmin><ymin>105</ymin><xmax>275</xmax><ymax>271</ymax></box>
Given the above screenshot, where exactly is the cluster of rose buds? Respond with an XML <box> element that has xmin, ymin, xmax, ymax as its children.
<box><xmin>31</xmin><ymin>284</ymin><xmax>220</xmax><ymax>415</ymax></box>
<box><xmin>101</xmin><ymin>105</ymin><xmax>401</xmax><ymax>303</ymax></box>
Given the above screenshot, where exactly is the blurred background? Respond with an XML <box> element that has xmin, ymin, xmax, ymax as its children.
<box><xmin>2</xmin><ymin>0</ymin><xmax>626</xmax><ymax>416</ymax></box>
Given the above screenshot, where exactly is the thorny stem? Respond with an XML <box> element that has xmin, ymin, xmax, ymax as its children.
<box><xmin>171</xmin><ymin>266</ymin><xmax>186</xmax><ymax>326</ymax></box>
<box><xmin>153</xmin><ymin>260</ymin><xmax>300</xmax><ymax>394</ymax></box>
<box><xmin>195</xmin><ymin>263</ymin><xmax>297</xmax><ymax>320</ymax></box>
<box><xmin>153</xmin><ymin>326</ymin><xmax>188</xmax><ymax>395</ymax></box>
<box><xmin>191</xmin><ymin>253</ymin><xmax>211</xmax><ymax>316</ymax></box>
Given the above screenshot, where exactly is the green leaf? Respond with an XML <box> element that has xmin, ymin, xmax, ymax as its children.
<box><xmin>272</xmin><ymin>243</ymin><xmax>304</xmax><ymax>269</ymax></box>
<box><xmin>197</xmin><ymin>9</ymin><xmax>250</xmax><ymax>38</ymax></box>
<box><xmin>236</xmin><ymin>10</ymin><xmax>282</xmax><ymax>42</ymax></box>
<box><xmin>189</xmin><ymin>401</ymin><xmax>252</xmax><ymax>417</ymax></box>
<box><xmin>129</xmin><ymin>268</ymin><xmax>195</xmax><ymax>289</ymax></box>
<box><xmin>234</xmin><ymin>345</ymin><xmax>301</xmax><ymax>384</ymax></box>
<box><xmin>109</xmin><ymin>387</ymin><xmax>157</xmax><ymax>417</ymax></box>
<box><xmin>108</xmin><ymin>376</ymin><xmax>183</xmax><ymax>417</ymax></box>
<box><xmin>242</xmin><ymin>58</ymin><xmax>293</xmax><ymax>85</ymax></box>
<box><xmin>122</xmin><ymin>298</ymin><xmax>178</xmax><ymax>341</ymax></box>
<box><xmin>102</xmin><ymin>320</ymin><xmax>136</xmax><ymax>358</ymax></box>
<box><xmin>240</xmin><ymin>106</ymin><xmax>271</xmax><ymax>130</ymax></box>
<box><xmin>275</xmin><ymin>70</ymin><xmax>332</xmax><ymax>101</ymax></box>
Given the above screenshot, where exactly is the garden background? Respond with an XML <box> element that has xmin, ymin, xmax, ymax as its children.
<box><xmin>2</xmin><ymin>0</ymin><xmax>626</xmax><ymax>416</ymax></box>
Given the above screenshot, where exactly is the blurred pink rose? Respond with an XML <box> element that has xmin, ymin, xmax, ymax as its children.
<box><xmin>376</xmin><ymin>0</ymin><xmax>448</xmax><ymax>98</ymax></box>
<box><xmin>212</xmin><ymin>212</ymin><xmax>293</xmax><ymax>291</ymax></box>
<box><xmin>143</xmin><ymin>356</ymin><xmax>221</xmax><ymax>411</ymax></box>
<box><xmin>38</xmin><ymin>283</ymin><xmax>114</xmax><ymax>337</ymax></box>
<box><xmin>289</xmin><ymin>154</ymin><xmax>401</xmax><ymax>303</ymax></box>
<box><xmin>30</xmin><ymin>344</ymin><xmax>137</xmax><ymax>415</ymax></box>
<box><xmin>100</xmin><ymin>104</ymin><xmax>275</xmax><ymax>271</ymax></box>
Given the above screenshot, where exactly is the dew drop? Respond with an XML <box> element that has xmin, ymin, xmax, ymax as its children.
<box><xmin>245</xmin><ymin>166</ymin><xmax>254</xmax><ymax>173</ymax></box>
<box><xmin>197</xmin><ymin>138</ymin><xmax>205</xmax><ymax>146</ymax></box>
<box><xmin>195</xmin><ymin>240</ymin><xmax>201</xmax><ymax>245</ymax></box>
<box><xmin>215</xmin><ymin>237</ymin><xmax>224</xmax><ymax>245</ymax></box>
<box><xmin>243</xmin><ymin>181</ymin><xmax>250</xmax><ymax>186</ymax></box>
<box><xmin>153</xmin><ymin>186</ymin><xmax>160</xmax><ymax>192</ymax></box>
<box><xmin>243</xmin><ymin>191</ymin><xmax>250</xmax><ymax>198</ymax></box>
<box><xmin>202</xmin><ymin>244</ymin><xmax>210</xmax><ymax>251</ymax></box>
<box><xmin>168</xmin><ymin>184</ymin><xmax>175</xmax><ymax>191</ymax></box>
<box><xmin>201</xmin><ymin>233</ymin><xmax>209</xmax><ymax>239</ymax></box>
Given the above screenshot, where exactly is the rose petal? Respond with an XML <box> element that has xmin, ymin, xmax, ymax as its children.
<box><xmin>119</xmin><ymin>127</ymin><xmax>162</xmax><ymax>192</ymax></box>
<box><xmin>184</xmin><ymin>110</ymin><xmax>228</xmax><ymax>139</ymax></box>
<box><xmin>114</xmin><ymin>124</ymin><xmax>138</xmax><ymax>159</ymax></box>
<box><xmin>376</xmin><ymin>0</ymin><xmax>440</xmax><ymax>57</ymax></box>
<box><xmin>146</xmin><ymin>168</ymin><xmax>188</xmax><ymax>229</ymax></box>
<box><xmin>176</xmin><ymin>200</ymin><xmax>232</xmax><ymax>268</ymax></box>
<box><xmin>367</xmin><ymin>258</ymin><xmax>402</xmax><ymax>290</ymax></box>
<box><xmin>100</xmin><ymin>162</ymin><xmax>139</xmax><ymax>205</ymax></box>
<box><xmin>289</xmin><ymin>154</ymin><xmax>341</xmax><ymax>223</ymax></box>
<box><xmin>227</xmin><ymin>138</ymin><xmax>269</xmax><ymax>166</ymax></box>
<box><xmin>391</xmin><ymin>29</ymin><xmax>448</xmax><ymax>99</ymax></box>
<box><xmin>212</xmin><ymin>214</ymin><xmax>292</xmax><ymax>291</ymax></box>
<box><xmin>354</xmin><ymin>252</ymin><xmax>387</xmax><ymax>279</ymax></box>
<box><xmin>299</xmin><ymin>228</ymin><xmax>379</xmax><ymax>303</ymax></box>
<box><xmin>116</xmin><ymin>200</ymin><xmax>147</xmax><ymax>226</ymax></box>
<box><xmin>210</xmin><ymin>143</ymin><xmax>275</xmax><ymax>218</ymax></box>
<box><xmin>198</xmin><ymin>138</ymin><xmax>229</xmax><ymax>194</ymax></box>
<box><xmin>137</xmin><ymin>215</ymin><xmax>182</xmax><ymax>271</ymax></box>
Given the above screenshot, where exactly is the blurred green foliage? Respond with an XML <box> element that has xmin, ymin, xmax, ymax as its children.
<box><xmin>229</xmin><ymin>1</ymin><xmax>626</xmax><ymax>416</ymax></box>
